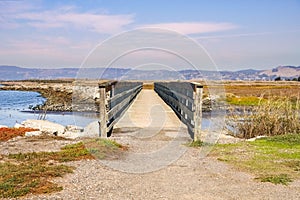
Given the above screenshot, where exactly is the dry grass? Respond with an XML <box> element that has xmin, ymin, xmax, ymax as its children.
<box><xmin>222</xmin><ymin>81</ymin><xmax>300</xmax><ymax>98</ymax></box>
<box><xmin>227</xmin><ymin>97</ymin><xmax>300</xmax><ymax>139</ymax></box>
<box><xmin>0</xmin><ymin>142</ymin><xmax>89</xmax><ymax>198</ymax></box>
<box><xmin>143</xmin><ymin>83</ymin><xmax>154</xmax><ymax>90</ymax></box>
<box><xmin>200</xmin><ymin>81</ymin><xmax>300</xmax><ymax>106</ymax></box>
<box><xmin>0</xmin><ymin>139</ymin><xmax>126</xmax><ymax>198</ymax></box>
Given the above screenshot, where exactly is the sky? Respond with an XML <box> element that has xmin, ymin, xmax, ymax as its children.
<box><xmin>0</xmin><ymin>0</ymin><xmax>299</xmax><ymax>71</ymax></box>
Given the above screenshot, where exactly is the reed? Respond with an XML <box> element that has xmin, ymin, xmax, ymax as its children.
<box><xmin>227</xmin><ymin>97</ymin><xmax>300</xmax><ymax>138</ymax></box>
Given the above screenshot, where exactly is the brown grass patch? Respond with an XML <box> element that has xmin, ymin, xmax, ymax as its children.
<box><xmin>0</xmin><ymin>127</ymin><xmax>39</xmax><ymax>141</ymax></box>
<box><xmin>0</xmin><ymin>139</ymin><xmax>126</xmax><ymax>198</ymax></box>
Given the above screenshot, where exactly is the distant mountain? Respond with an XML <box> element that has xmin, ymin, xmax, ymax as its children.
<box><xmin>259</xmin><ymin>66</ymin><xmax>300</xmax><ymax>79</ymax></box>
<box><xmin>0</xmin><ymin>66</ymin><xmax>78</xmax><ymax>80</ymax></box>
<box><xmin>0</xmin><ymin>65</ymin><xmax>299</xmax><ymax>81</ymax></box>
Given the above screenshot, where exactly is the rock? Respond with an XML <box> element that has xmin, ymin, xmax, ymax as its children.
<box><xmin>57</xmin><ymin>125</ymin><xmax>85</xmax><ymax>139</ymax></box>
<box><xmin>25</xmin><ymin>131</ymin><xmax>43</xmax><ymax>137</ymax></box>
<box><xmin>83</xmin><ymin>121</ymin><xmax>100</xmax><ymax>137</ymax></box>
<box><xmin>14</xmin><ymin>123</ymin><xmax>24</xmax><ymax>128</ymax></box>
<box><xmin>21</xmin><ymin>119</ymin><xmax>65</xmax><ymax>136</ymax></box>
<box><xmin>217</xmin><ymin>133</ymin><xmax>243</xmax><ymax>144</ymax></box>
<box><xmin>60</xmin><ymin>131</ymin><xmax>83</xmax><ymax>139</ymax></box>
<box><xmin>65</xmin><ymin>125</ymin><xmax>84</xmax><ymax>133</ymax></box>
<box><xmin>247</xmin><ymin>135</ymin><xmax>267</xmax><ymax>141</ymax></box>
<box><xmin>0</xmin><ymin>125</ymin><xmax>8</xmax><ymax>128</ymax></box>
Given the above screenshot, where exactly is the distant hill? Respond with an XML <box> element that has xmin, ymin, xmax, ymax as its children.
<box><xmin>259</xmin><ymin>66</ymin><xmax>300</xmax><ymax>79</ymax></box>
<box><xmin>0</xmin><ymin>66</ymin><xmax>78</xmax><ymax>80</ymax></box>
<box><xmin>0</xmin><ymin>65</ymin><xmax>299</xmax><ymax>81</ymax></box>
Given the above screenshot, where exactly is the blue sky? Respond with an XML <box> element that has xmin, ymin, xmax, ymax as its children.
<box><xmin>0</xmin><ymin>0</ymin><xmax>299</xmax><ymax>70</ymax></box>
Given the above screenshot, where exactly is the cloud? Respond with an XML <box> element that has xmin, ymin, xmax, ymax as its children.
<box><xmin>1</xmin><ymin>3</ymin><xmax>135</xmax><ymax>34</ymax></box>
<box><xmin>0</xmin><ymin>0</ymin><xmax>36</xmax><ymax>14</ymax></box>
<box><xmin>14</xmin><ymin>11</ymin><xmax>134</xmax><ymax>34</ymax></box>
<box><xmin>141</xmin><ymin>22</ymin><xmax>237</xmax><ymax>35</ymax></box>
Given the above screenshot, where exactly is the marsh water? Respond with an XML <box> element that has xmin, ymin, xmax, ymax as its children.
<box><xmin>0</xmin><ymin>90</ymin><xmax>97</xmax><ymax>127</ymax></box>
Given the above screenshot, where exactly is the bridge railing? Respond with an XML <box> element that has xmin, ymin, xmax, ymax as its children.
<box><xmin>98</xmin><ymin>81</ymin><xmax>143</xmax><ymax>137</ymax></box>
<box><xmin>154</xmin><ymin>82</ymin><xmax>203</xmax><ymax>141</ymax></box>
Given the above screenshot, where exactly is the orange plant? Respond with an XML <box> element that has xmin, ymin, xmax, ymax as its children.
<box><xmin>0</xmin><ymin>127</ymin><xmax>39</xmax><ymax>141</ymax></box>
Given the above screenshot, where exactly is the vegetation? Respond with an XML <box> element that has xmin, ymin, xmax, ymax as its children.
<box><xmin>0</xmin><ymin>127</ymin><xmax>39</xmax><ymax>141</ymax></box>
<box><xmin>226</xmin><ymin>94</ymin><xmax>264</xmax><ymax>106</ymax></box>
<box><xmin>227</xmin><ymin>97</ymin><xmax>300</xmax><ymax>138</ymax></box>
<box><xmin>84</xmin><ymin>138</ymin><xmax>127</xmax><ymax>159</ymax></box>
<box><xmin>8</xmin><ymin>142</ymin><xmax>94</xmax><ymax>162</ymax></box>
<box><xmin>275</xmin><ymin>76</ymin><xmax>281</xmax><ymax>81</ymax></box>
<box><xmin>2</xmin><ymin>79</ymin><xmax>74</xmax><ymax>83</ymax></box>
<box><xmin>0</xmin><ymin>162</ymin><xmax>72</xmax><ymax>198</ymax></box>
<box><xmin>212</xmin><ymin>134</ymin><xmax>300</xmax><ymax>185</ymax></box>
<box><xmin>224</xmin><ymin>82</ymin><xmax>300</xmax><ymax>101</ymax></box>
<box><xmin>259</xmin><ymin>174</ymin><xmax>292</xmax><ymax>185</ymax></box>
<box><xmin>186</xmin><ymin>140</ymin><xmax>204</xmax><ymax>147</ymax></box>
<box><xmin>0</xmin><ymin>139</ymin><xmax>125</xmax><ymax>198</ymax></box>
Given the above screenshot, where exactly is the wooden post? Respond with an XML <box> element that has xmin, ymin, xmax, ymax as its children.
<box><xmin>193</xmin><ymin>84</ymin><xmax>203</xmax><ymax>141</ymax></box>
<box><xmin>99</xmin><ymin>85</ymin><xmax>107</xmax><ymax>138</ymax></box>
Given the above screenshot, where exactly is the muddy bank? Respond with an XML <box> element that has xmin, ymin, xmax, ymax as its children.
<box><xmin>0</xmin><ymin>80</ymin><xmax>74</xmax><ymax>111</ymax></box>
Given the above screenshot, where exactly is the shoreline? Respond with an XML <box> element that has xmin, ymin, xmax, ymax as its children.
<box><xmin>0</xmin><ymin>80</ymin><xmax>74</xmax><ymax>112</ymax></box>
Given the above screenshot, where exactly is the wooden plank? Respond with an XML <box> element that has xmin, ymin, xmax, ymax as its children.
<box><xmin>107</xmin><ymin>88</ymin><xmax>139</xmax><ymax>120</ymax></box>
<box><xmin>158</xmin><ymin>89</ymin><xmax>194</xmax><ymax>119</ymax></box>
<box><xmin>107</xmin><ymin>95</ymin><xmax>135</xmax><ymax>131</ymax></box>
<box><xmin>108</xmin><ymin>85</ymin><xmax>141</xmax><ymax>103</ymax></box>
<box><xmin>155</xmin><ymin>84</ymin><xmax>194</xmax><ymax>105</ymax></box>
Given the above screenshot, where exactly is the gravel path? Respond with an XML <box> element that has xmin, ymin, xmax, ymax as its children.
<box><xmin>1</xmin><ymin>132</ymin><xmax>299</xmax><ymax>199</ymax></box>
<box><xmin>23</xmin><ymin>147</ymin><xmax>300</xmax><ymax>200</ymax></box>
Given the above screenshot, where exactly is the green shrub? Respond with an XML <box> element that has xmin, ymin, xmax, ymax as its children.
<box><xmin>259</xmin><ymin>174</ymin><xmax>292</xmax><ymax>185</ymax></box>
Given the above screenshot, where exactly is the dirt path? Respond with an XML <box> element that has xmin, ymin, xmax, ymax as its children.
<box><xmin>22</xmin><ymin>147</ymin><xmax>300</xmax><ymax>200</ymax></box>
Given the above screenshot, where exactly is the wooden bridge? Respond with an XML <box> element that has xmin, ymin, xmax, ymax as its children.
<box><xmin>98</xmin><ymin>81</ymin><xmax>203</xmax><ymax>141</ymax></box>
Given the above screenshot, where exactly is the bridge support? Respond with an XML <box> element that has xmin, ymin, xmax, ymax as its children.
<box><xmin>193</xmin><ymin>85</ymin><xmax>203</xmax><ymax>141</ymax></box>
<box><xmin>99</xmin><ymin>85</ymin><xmax>108</xmax><ymax>138</ymax></box>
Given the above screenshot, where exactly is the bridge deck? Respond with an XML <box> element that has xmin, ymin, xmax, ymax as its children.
<box><xmin>115</xmin><ymin>89</ymin><xmax>186</xmax><ymax>131</ymax></box>
<box><xmin>107</xmin><ymin>89</ymin><xmax>191</xmax><ymax>173</ymax></box>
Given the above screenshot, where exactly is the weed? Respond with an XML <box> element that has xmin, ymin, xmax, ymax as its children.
<box><xmin>0</xmin><ymin>162</ymin><xmax>72</xmax><ymax>198</ymax></box>
<box><xmin>84</xmin><ymin>138</ymin><xmax>127</xmax><ymax>159</ymax></box>
<box><xmin>226</xmin><ymin>95</ymin><xmax>264</xmax><ymax>106</ymax></box>
<box><xmin>186</xmin><ymin>140</ymin><xmax>204</xmax><ymax>147</ymax></box>
<box><xmin>224</xmin><ymin>82</ymin><xmax>300</xmax><ymax>99</ymax></box>
<box><xmin>227</xmin><ymin>97</ymin><xmax>300</xmax><ymax>138</ymax></box>
<box><xmin>212</xmin><ymin>134</ymin><xmax>300</xmax><ymax>185</ymax></box>
<box><xmin>8</xmin><ymin>142</ymin><xmax>94</xmax><ymax>163</ymax></box>
<box><xmin>260</xmin><ymin>133</ymin><xmax>300</xmax><ymax>145</ymax></box>
<box><xmin>259</xmin><ymin>174</ymin><xmax>292</xmax><ymax>185</ymax></box>
<box><xmin>1</xmin><ymin>140</ymin><xmax>125</xmax><ymax>198</ymax></box>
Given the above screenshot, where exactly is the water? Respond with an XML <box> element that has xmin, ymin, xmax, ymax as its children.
<box><xmin>0</xmin><ymin>90</ymin><xmax>97</xmax><ymax>127</ymax></box>
<box><xmin>0</xmin><ymin>90</ymin><xmax>45</xmax><ymax>110</ymax></box>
